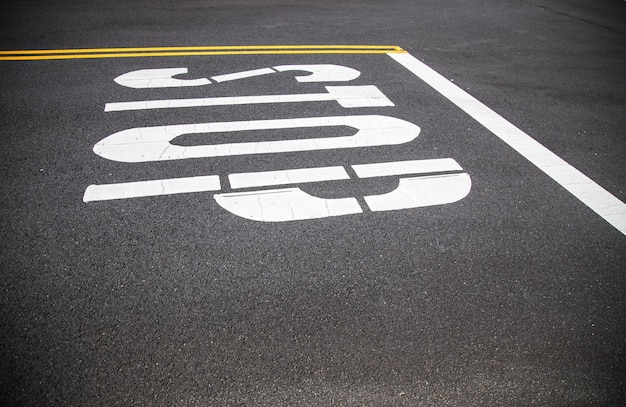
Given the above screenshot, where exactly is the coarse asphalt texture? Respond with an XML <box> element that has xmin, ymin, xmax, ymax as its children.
<box><xmin>1</xmin><ymin>1</ymin><xmax>625</xmax><ymax>406</ymax></box>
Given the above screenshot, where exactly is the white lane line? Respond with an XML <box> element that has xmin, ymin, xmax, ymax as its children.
<box><xmin>104</xmin><ymin>85</ymin><xmax>393</xmax><ymax>112</ymax></box>
<box><xmin>83</xmin><ymin>175</ymin><xmax>221</xmax><ymax>202</ymax></box>
<box><xmin>211</xmin><ymin>67</ymin><xmax>276</xmax><ymax>82</ymax></box>
<box><xmin>352</xmin><ymin>158</ymin><xmax>463</xmax><ymax>178</ymax></box>
<box><xmin>229</xmin><ymin>166</ymin><xmax>349</xmax><ymax>189</ymax></box>
<box><xmin>389</xmin><ymin>52</ymin><xmax>626</xmax><ymax>236</ymax></box>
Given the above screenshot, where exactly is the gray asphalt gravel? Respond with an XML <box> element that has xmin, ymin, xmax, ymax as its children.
<box><xmin>1</xmin><ymin>1</ymin><xmax>625</xmax><ymax>406</ymax></box>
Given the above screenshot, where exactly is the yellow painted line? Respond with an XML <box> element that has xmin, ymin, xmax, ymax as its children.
<box><xmin>0</xmin><ymin>50</ymin><xmax>406</xmax><ymax>60</ymax></box>
<box><xmin>0</xmin><ymin>45</ymin><xmax>406</xmax><ymax>60</ymax></box>
<box><xmin>0</xmin><ymin>45</ymin><xmax>404</xmax><ymax>54</ymax></box>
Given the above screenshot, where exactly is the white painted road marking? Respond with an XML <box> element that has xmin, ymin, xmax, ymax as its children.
<box><xmin>93</xmin><ymin>115</ymin><xmax>420</xmax><ymax>163</ymax></box>
<box><xmin>364</xmin><ymin>173</ymin><xmax>471</xmax><ymax>212</ymax></box>
<box><xmin>272</xmin><ymin>64</ymin><xmax>361</xmax><ymax>82</ymax></box>
<box><xmin>213</xmin><ymin>161</ymin><xmax>470</xmax><ymax>221</ymax></box>
<box><xmin>113</xmin><ymin>64</ymin><xmax>361</xmax><ymax>89</ymax></box>
<box><xmin>352</xmin><ymin>158</ymin><xmax>462</xmax><ymax>178</ymax></box>
<box><xmin>388</xmin><ymin>52</ymin><xmax>626</xmax><ymax>235</ymax></box>
<box><xmin>86</xmin><ymin>57</ymin><xmax>479</xmax><ymax>222</ymax></box>
<box><xmin>104</xmin><ymin>85</ymin><xmax>394</xmax><ymax>112</ymax></box>
<box><xmin>211</xmin><ymin>67</ymin><xmax>276</xmax><ymax>82</ymax></box>
<box><xmin>325</xmin><ymin>86</ymin><xmax>394</xmax><ymax>108</ymax></box>
<box><xmin>229</xmin><ymin>166</ymin><xmax>349</xmax><ymax>189</ymax></box>
<box><xmin>212</xmin><ymin>65</ymin><xmax>361</xmax><ymax>83</ymax></box>
<box><xmin>82</xmin><ymin>47</ymin><xmax>626</xmax><ymax>227</ymax></box>
<box><xmin>214</xmin><ymin>188</ymin><xmax>363</xmax><ymax>222</ymax></box>
<box><xmin>83</xmin><ymin>175</ymin><xmax>221</xmax><ymax>202</ymax></box>
<box><xmin>114</xmin><ymin>68</ymin><xmax>212</xmax><ymax>88</ymax></box>
<box><xmin>83</xmin><ymin>158</ymin><xmax>470</xmax><ymax>220</ymax></box>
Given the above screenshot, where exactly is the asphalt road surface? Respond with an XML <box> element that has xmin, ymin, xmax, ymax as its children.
<box><xmin>1</xmin><ymin>1</ymin><xmax>625</xmax><ymax>406</ymax></box>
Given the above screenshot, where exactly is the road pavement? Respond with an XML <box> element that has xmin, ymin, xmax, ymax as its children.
<box><xmin>1</xmin><ymin>1</ymin><xmax>625</xmax><ymax>405</ymax></box>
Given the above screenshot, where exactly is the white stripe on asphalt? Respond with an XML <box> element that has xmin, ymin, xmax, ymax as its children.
<box><xmin>83</xmin><ymin>175</ymin><xmax>221</xmax><ymax>202</ymax></box>
<box><xmin>273</xmin><ymin>64</ymin><xmax>361</xmax><ymax>82</ymax></box>
<box><xmin>104</xmin><ymin>85</ymin><xmax>393</xmax><ymax>112</ymax></box>
<box><xmin>229</xmin><ymin>166</ymin><xmax>349</xmax><ymax>189</ymax></box>
<box><xmin>352</xmin><ymin>158</ymin><xmax>462</xmax><ymax>178</ymax></box>
<box><xmin>210</xmin><ymin>67</ymin><xmax>276</xmax><ymax>82</ymax></box>
<box><xmin>389</xmin><ymin>52</ymin><xmax>626</xmax><ymax>236</ymax></box>
<box><xmin>214</xmin><ymin>188</ymin><xmax>362</xmax><ymax>222</ymax></box>
<box><xmin>93</xmin><ymin>115</ymin><xmax>420</xmax><ymax>163</ymax></box>
<box><xmin>113</xmin><ymin>68</ymin><xmax>212</xmax><ymax>88</ymax></box>
<box><xmin>364</xmin><ymin>173</ymin><xmax>471</xmax><ymax>212</ymax></box>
